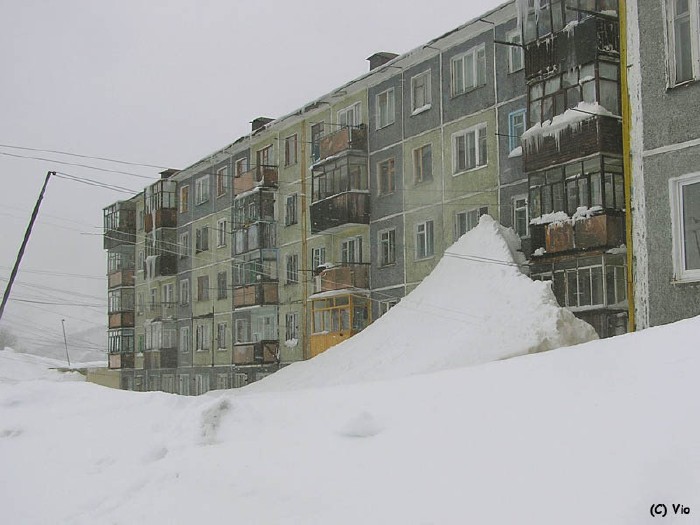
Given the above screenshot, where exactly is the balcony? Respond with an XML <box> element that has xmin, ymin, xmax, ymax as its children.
<box><xmin>316</xmin><ymin>263</ymin><xmax>369</xmax><ymax>293</ymax></box>
<box><xmin>108</xmin><ymin>352</ymin><xmax>134</xmax><ymax>370</ymax></box>
<box><xmin>108</xmin><ymin>269</ymin><xmax>135</xmax><ymax>289</ymax></box>
<box><xmin>143</xmin><ymin>254</ymin><xmax>177</xmax><ymax>278</ymax></box>
<box><xmin>531</xmin><ymin>213</ymin><xmax>625</xmax><ymax>255</ymax></box>
<box><xmin>144</xmin><ymin>208</ymin><xmax>177</xmax><ymax>233</ymax></box>
<box><xmin>108</xmin><ymin>311</ymin><xmax>134</xmax><ymax>329</ymax></box>
<box><xmin>523</xmin><ymin>114</ymin><xmax>622</xmax><ymax>173</ymax></box>
<box><xmin>310</xmin><ymin>192</ymin><xmax>370</xmax><ymax>234</ymax></box>
<box><xmin>232</xmin><ymin>341</ymin><xmax>279</xmax><ymax>365</ymax></box>
<box><xmin>234</xmin><ymin>166</ymin><xmax>278</xmax><ymax>195</ymax></box>
<box><xmin>525</xmin><ymin>15</ymin><xmax>619</xmax><ymax>80</ymax></box>
<box><xmin>143</xmin><ymin>348</ymin><xmax>178</xmax><ymax>370</ymax></box>
<box><xmin>233</xmin><ymin>282</ymin><xmax>279</xmax><ymax>308</ymax></box>
<box><xmin>233</xmin><ymin>222</ymin><xmax>276</xmax><ymax>255</ymax></box>
<box><xmin>103</xmin><ymin>202</ymin><xmax>136</xmax><ymax>250</ymax></box>
<box><xmin>145</xmin><ymin>301</ymin><xmax>177</xmax><ymax>319</ymax></box>
<box><xmin>314</xmin><ymin>125</ymin><xmax>367</xmax><ymax>163</ymax></box>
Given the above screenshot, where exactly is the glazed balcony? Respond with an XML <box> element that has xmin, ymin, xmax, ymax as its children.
<box><xmin>233</xmin><ymin>282</ymin><xmax>279</xmax><ymax>308</ymax></box>
<box><xmin>108</xmin><ymin>311</ymin><xmax>134</xmax><ymax>329</ymax></box>
<box><xmin>103</xmin><ymin>203</ymin><xmax>136</xmax><ymax>249</ymax></box>
<box><xmin>523</xmin><ymin>114</ymin><xmax>622</xmax><ymax>173</ymax></box>
<box><xmin>232</xmin><ymin>341</ymin><xmax>279</xmax><ymax>365</ymax></box>
<box><xmin>525</xmin><ymin>15</ymin><xmax>619</xmax><ymax>80</ymax></box>
<box><xmin>234</xmin><ymin>165</ymin><xmax>278</xmax><ymax>195</ymax></box>
<box><xmin>232</xmin><ymin>222</ymin><xmax>277</xmax><ymax>255</ymax></box>
<box><xmin>316</xmin><ymin>263</ymin><xmax>369</xmax><ymax>293</ymax></box>
<box><xmin>108</xmin><ymin>269</ymin><xmax>135</xmax><ymax>289</ymax></box>
<box><xmin>145</xmin><ymin>301</ymin><xmax>177</xmax><ymax>319</ymax></box>
<box><xmin>310</xmin><ymin>192</ymin><xmax>370</xmax><ymax>234</ymax></box>
<box><xmin>314</xmin><ymin>125</ymin><xmax>367</xmax><ymax>163</ymax></box>
<box><xmin>143</xmin><ymin>254</ymin><xmax>177</xmax><ymax>278</ymax></box>
<box><xmin>144</xmin><ymin>208</ymin><xmax>177</xmax><ymax>233</ymax></box>
<box><xmin>531</xmin><ymin>212</ymin><xmax>625</xmax><ymax>255</ymax></box>
<box><xmin>108</xmin><ymin>352</ymin><xmax>135</xmax><ymax>370</ymax></box>
<box><xmin>143</xmin><ymin>348</ymin><xmax>178</xmax><ymax>370</ymax></box>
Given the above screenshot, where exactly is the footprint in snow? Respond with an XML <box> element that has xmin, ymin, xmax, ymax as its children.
<box><xmin>338</xmin><ymin>411</ymin><xmax>383</xmax><ymax>438</ymax></box>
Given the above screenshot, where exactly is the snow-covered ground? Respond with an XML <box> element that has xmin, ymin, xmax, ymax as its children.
<box><xmin>1</xmin><ymin>220</ymin><xmax>697</xmax><ymax>524</ymax></box>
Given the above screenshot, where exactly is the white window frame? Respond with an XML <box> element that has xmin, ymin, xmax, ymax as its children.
<box><xmin>452</xmin><ymin>123</ymin><xmax>488</xmax><ymax>174</ymax></box>
<box><xmin>379</xmin><ymin>299</ymin><xmax>398</xmax><ymax>316</ymax></box>
<box><xmin>195</xmin><ymin>323</ymin><xmax>211</xmax><ymax>351</ymax></box>
<box><xmin>285</xmin><ymin>312</ymin><xmax>299</xmax><ymax>341</ymax></box>
<box><xmin>376</xmin><ymin>88</ymin><xmax>395</xmax><ymax>129</ymax></box>
<box><xmin>455</xmin><ymin>207</ymin><xmax>488</xmax><ymax>240</ymax></box>
<box><xmin>311</xmin><ymin>247</ymin><xmax>326</xmax><ymax>271</ymax></box>
<box><xmin>410</xmin><ymin>70</ymin><xmax>432</xmax><ymax>114</ymax></box>
<box><xmin>286</xmin><ymin>253</ymin><xmax>299</xmax><ymax>284</ymax></box>
<box><xmin>337</xmin><ymin>102</ymin><xmax>361</xmax><ymax>128</ymax></box>
<box><xmin>665</xmin><ymin>0</ymin><xmax>700</xmax><ymax>86</ymax></box>
<box><xmin>179</xmin><ymin>279</ymin><xmax>190</xmax><ymax>305</ymax></box>
<box><xmin>341</xmin><ymin>237</ymin><xmax>362</xmax><ymax>264</ymax></box>
<box><xmin>179</xmin><ymin>231</ymin><xmax>190</xmax><ymax>258</ymax></box>
<box><xmin>451</xmin><ymin>44</ymin><xmax>486</xmax><ymax>96</ymax></box>
<box><xmin>163</xmin><ymin>283</ymin><xmax>174</xmax><ymax>307</ymax></box>
<box><xmin>513</xmin><ymin>195</ymin><xmax>529</xmax><ymax>238</ymax></box>
<box><xmin>506</xmin><ymin>29</ymin><xmax>524</xmax><ymax>73</ymax></box>
<box><xmin>416</xmin><ymin>220</ymin><xmax>435</xmax><ymax>260</ymax></box>
<box><xmin>180</xmin><ymin>326</ymin><xmax>191</xmax><ymax>353</ymax></box>
<box><xmin>195</xmin><ymin>175</ymin><xmax>210</xmax><ymax>205</ymax></box>
<box><xmin>670</xmin><ymin>172</ymin><xmax>700</xmax><ymax>281</ymax></box>
<box><xmin>216</xmin><ymin>219</ymin><xmax>227</xmax><ymax>247</ymax></box>
<box><xmin>379</xmin><ymin>228</ymin><xmax>396</xmax><ymax>267</ymax></box>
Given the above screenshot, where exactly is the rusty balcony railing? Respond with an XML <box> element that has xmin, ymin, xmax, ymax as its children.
<box><xmin>313</xmin><ymin>125</ymin><xmax>367</xmax><ymax>163</ymax></box>
<box><xmin>234</xmin><ymin>165</ymin><xmax>278</xmax><ymax>195</ymax></box>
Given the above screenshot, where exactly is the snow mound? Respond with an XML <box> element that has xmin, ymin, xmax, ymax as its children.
<box><xmin>251</xmin><ymin>216</ymin><xmax>597</xmax><ymax>392</ymax></box>
<box><xmin>0</xmin><ymin>347</ymin><xmax>85</xmax><ymax>383</ymax></box>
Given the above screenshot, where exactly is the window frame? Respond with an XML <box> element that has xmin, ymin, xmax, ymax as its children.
<box><xmin>670</xmin><ymin>172</ymin><xmax>700</xmax><ymax>282</ymax></box>
<box><xmin>197</xmin><ymin>275</ymin><xmax>210</xmax><ymax>302</ymax></box>
<box><xmin>452</xmin><ymin>123</ymin><xmax>488</xmax><ymax>174</ymax></box>
<box><xmin>376</xmin><ymin>88</ymin><xmax>396</xmax><ymax>129</ymax></box>
<box><xmin>506</xmin><ymin>29</ymin><xmax>524</xmax><ymax>73</ymax></box>
<box><xmin>195</xmin><ymin>175</ymin><xmax>210</xmax><ymax>205</ymax></box>
<box><xmin>413</xmin><ymin>143</ymin><xmax>433</xmax><ymax>184</ymax></box>
<box><xmin>513</xmin><ymin>195</ymin><xmax>530</xmax><ymax>238</ymax></box>
<box><xmin>179</xmin><ymin>185</ymin><xmax>190</xmax><ymax>213</ymax></box>
<box><xmin>284</xmin><ymin>134</ymin><xmax>298</xmax><ymax>166</ymax></box>
<box><xmin>341</xmin><ymin>237</ymin><xmax>363</xmax><ymax>264</ymax></box>
<box><xmin>216</xmin><ymin>219</ymin><xmax>227</xmax><ymax>248</ymax></box>
<box><xmin>379</xmin><ymin>228</ymin><xmax>397</xmax><ymax>267</ymax></box>
<box><xmin>235</xmin><ymin>157</ymin><xmax>248</xmax><ymax>177</ymax></box>
<box><xmin>337</xmin><ymin>102</ymin><xmax>361</xmax><ymax>128</ymax></box>
<box><xmin>665</xmin><ymin>0</ymin><xmax>700</xmax><ymax>86</ymax></box>
<box><xmin>216</xmin><ymin>167</ymin><xmax>229</xmax><ymax>197</ymax></box>
<box><xmin>508</xmin><ymin>110</ymin><xmax>526</xmax><ymax>153</ymax></box>
<box><xmin>285</xmin><ymin>193</ymin><xmax>298</xmax><ymax>226</ymax></box>
<box><xmin>410</xmin><ymin>70</ymin><xmax>432</xmax><ymax>114</ymax></box>
<box><xmin>451</xmin><ymin>44</ymin><xmax>487</xmax><ymax>97</ymax></box>
<box><xmin>179</xmin><ymin>279</ymin><xmax>190</xmax><ymax>305</ymax></box>
<box><xmin>286</xmin><ymin>253</ymin><xmax>299</xmax><ymax>284</ymax></box>
<box><xmin>416</xmin><ymin>220</ymin><xmax>435</xmax><ymax>260</ymax></box>
<box><xmin>377</xmin><ymin>157</ymin><xmax>396</xmax><ymax>196</ymax></box>
<box><xmin>285</xmin><ymin>312</ymin><xmax>299</xmax><ymax>341</ymax></box>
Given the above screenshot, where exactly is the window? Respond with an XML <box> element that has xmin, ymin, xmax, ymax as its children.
<box><xmin>378</xmin><ymin>158</ymin><xmax>395</xmax><ymax>195</ymax></box>
<box><xmin>163</xmin><ymin>283</ymin><xmax>174</xmax><ymax>307</ymax></box>
<box><xmin>254</xmin><ymin>315</ymin><xmax>277</xmax><ymax>341</ymax></box>
<box><xmin>411</xmin><ymin>71</ymin><xmax>431</xmax><ymax>113</ymax></box>
<box><xmin>513</xmin><ymin>196</ymin><xmax>529</xmax><ymax>238</ymax></box>
<box><xmin>216</xmin><ymin>167</ymin><xmax>228</xmax><ymax>197</ymax></box>
<box><xmin>235</xmin><ymin>319</ymin><xmax>250</xmax><ymax>343</ymax></box>
<box><xmin>217</xmin><ymin>271</ymin><xmax>228</xmax><ymax>300</ymax></box>
<box><xmin>453</xmin><ymin>124</ymin><xmax>488</xmax><ymax>173</ymax></box>
<box><xmin>284</xmin><ymin>134</ymin><xmax>298</xmax><ymax>166</ymax></box>
<box><xmin>670</xmin><ymin>172</ymin><xmax>700</xmax><ymax>281</ymax></box>
<box><xmin>138</xmin><ymin>250</ymin><xmax>144</xmax><ymax>272</ymax></box>
<box><xmin>285</xmin><ymin>193</ymin><xmax>298</xmax><ymax>226</ymax></box>
<box><xmin>337</xmin><ymin>102</ymin><xmax>361</xmax><ymax>128</ymax></box>
<box><xmin>544</xmin><ymin>256</ymin><xmax>626</xmax><ymax>309</ymax></box>
<box><xmin>311</xmin><ymin>247</ymin><xmax>326</xmax><ymax>271</ymax></box>
<box><xmin>235</xmin><ymin>157</ymin><xmax>248</xmax><ymax>177</ymax></box>
<box><xmin>286</xmin><ymin>254</ymin><xmax>299</xmax><ymax>284</ymax></box>
<box><xmin>379</xmin><ymin>229</ymin><xmax>396</xmax><ymax>266</ymax></box>
<box><xmin>179</xmin><ymin>232</ymin><xmax>190</xmax><ymax>258</ymax></box>
<box><xmin>217</xmin><ymin>323</ymin><xmax>227</xmax><ymax>350</ymax></box>
<box><xmin>195</xmin><ymin>324</ymin><xmax>211</xmax><ymax>351</ymax></box>
<box><xmin>195</xmin><ymin>176</ymin><xmax>210</xmax><ymax>205</ymax></box>
<box><xmin>416</xmin><ymin>220</ymin><xmax>434</xmax><ymax>259</ymax></box>
<box><xmin>257</xmin><ymin>145</ymin><xmax>273</xmax><ymax>168</ymax></box>
<box><xmin>197</xmin><ymin>275</ymin><xmax>209</xmax><ymax>301</ymax></box>
<box><xmin>311</xmin><ymin>122</ymin><xmax>324</xmax><ymax>161</ymax></box>
<box><xmin>455</xmin><ymin>207</ymin><xmax>488</xmax><ymax>240</ymax></box>
<box><xmin>413</xmin><ymin>144</ymin><xmax>432</xmax><ymax>183</ymax></box>
<box><xmin>285</xmin><ymin>312</ymin><xmax>299</xmax><ymax>341</ymax></box>
<box><xmin>341</xmin><ymin>237</ymin><xmax>362</xmax><ymax>263</ymax></box>
<box><xmin>666</xmin><ymin>0</ymin><xmax>700</xmax><ymax>85</ymax></box>
<box><xmin>506</xmin><ymin>29</ymin><xmax>524</xmax><ymax>73</ymax></box>
<box><xmin>179</xmin><ymin>279</ymin><xmax>190</xmax><ymax>305</ymax></box>
<box><xmin>376</xmin><ymin>88</ymin><xmax>395</xmax><ymax>129</ymax></box>
<box><xmin>508</xmin><ymin>110</ymin><xmax>526</xmax><ymax>153</ymax></box>
<box><xmin>451</xmin><ymin>44</ymin><xmax>486</xmax><ymax>96</ymax></box>
<box><xmin>379</xmin><ymin>299</ymin><xmax>398</xmax><ymax>316</ymax></box>
<box><xmin>180</xmin><ymin>326</ymin><xmax>191</xmax><ymax>353</ymax></box>
<box><xmin>195</xmin><ymin>225</ymin><xmax>209</xmax><ymax>253</ymax></box>
<box><xmin>216</xmin><ymin>219</ymin><xmax>227</xmax><ymax>247</ymax></box>
<box><xmin>179</xmin><ymin>185</ymin><xmax>189</xmax><ymax>213</ymax></box>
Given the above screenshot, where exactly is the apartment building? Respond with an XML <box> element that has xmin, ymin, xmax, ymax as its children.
<box><xmin>626</xmin><ymin>0</ymin><xmax>700</xmax><ymax>328</ymax></box>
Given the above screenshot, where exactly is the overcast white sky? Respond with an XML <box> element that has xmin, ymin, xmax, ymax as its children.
<box><xmin>0</xmin><ymin>0</ymin><xmax>507</xmax><ymax>351</ymax></box>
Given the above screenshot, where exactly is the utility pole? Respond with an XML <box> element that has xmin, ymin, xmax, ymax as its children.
<box><xmin>0</xmin><ymin>171</ymin><xmax>54</xmax><ymax>322</ymax></box>
<box><xmin>61</xmin><ymin>319</ymin><xmax>71</xmax><ymax>368</ymax></box>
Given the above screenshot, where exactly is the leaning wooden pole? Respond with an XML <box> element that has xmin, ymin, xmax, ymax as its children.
<box><xmin>0</xmin><ymin>171</ymin><xmax>54</xmax><ymax>322</ymax></box>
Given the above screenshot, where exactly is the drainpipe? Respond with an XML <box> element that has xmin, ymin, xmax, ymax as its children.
<box><xmin>619</xmin><ymin>0</ymin><xmax>636</xmax><ymax>332</ymax></box>
<box><xmin>301</xmin><ymin>124</ymin><xmax>309</xmax><ymax>361</ymax></box>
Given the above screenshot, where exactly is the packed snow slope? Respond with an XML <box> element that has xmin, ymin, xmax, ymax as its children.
<box><xmin>2</xmin><ymin>318</ymin><xmax>700</xmax><ymax>524</ymax></box>
<box><xmin>253</xmin><ymin>216</ymin><xmax>597</xmax><ymax>392</ymax></box>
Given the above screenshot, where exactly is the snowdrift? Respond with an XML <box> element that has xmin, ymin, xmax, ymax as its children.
<box><xmin>252</xmin><ymin>216</ymin><xmax>597</xmax><ymax>391</ymax></box>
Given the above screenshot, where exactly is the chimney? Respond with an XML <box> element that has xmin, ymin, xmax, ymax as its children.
<box><xmin>159</xmin><ymin>168</ymin><xmax>179</xmax><ymax>179</ymax></box>
<box><xmin>251</xmin><ymin>117</ymin><xmax>274</xmax><ymax>132</ymax></box>
<box><xmin>367</xmin><ymin>52</ymin><xmax>399</xmax><ymax>71</ymax></box>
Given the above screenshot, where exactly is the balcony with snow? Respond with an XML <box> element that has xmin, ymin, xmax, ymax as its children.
<box><xmin>143</xmin><ymin>320</ymin><xmax>178</xmax><ymax>369</ymax></box>
<box><xmin>144</xmin><ymin>179</ymin><xmax>177</xmax><ymax>233</ymax></box>
<box><xmin>522</xmin><ymin>103</ymin><xmax>622</xmax><ymax>173</ymax></box>
<box><xmin>309</xmin><ymin>293</ymin><xmax>371</xmax><ymax>358</ymax></box>
<box><xmin>232</xmin><ymin>254</ymin><xmax>279</xmax><ymax>308</ymax></box>
<box><xmin>313</xmin><ymin>263</ymin><xmax>370</xmax><ymax>294</ymax></box>
<box><xmin>107</xmin><ymin>328</ymin><xmax>134</xmax><ymax>369</ymax></box>
<box><xmin>312</xmin><ymin>124</ymin><xmax>367</xmax><ymax>163</ymax></box>
<box><xmin>103</xmin><ymin>200</ymin><xmax>136</xmax><ymax>249</ymax></box>
<box><xmin>310</xmin><ymin>155</ymin><xmax>369</xmax><ymax>234</ymax></box>
<box><xmin>233</xmin><ymin>165</ymin><xmax>278</xmax><ymax>195</ymax></box>
<box><xmin>232</xmin><ymin>309</ymin><xmax>279</xmax><ymax>365</ymax></box>
<box><xmin>521</xmin><ymin>2</ymin><xmax>619</xmax><ymax>80</ymax></box>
